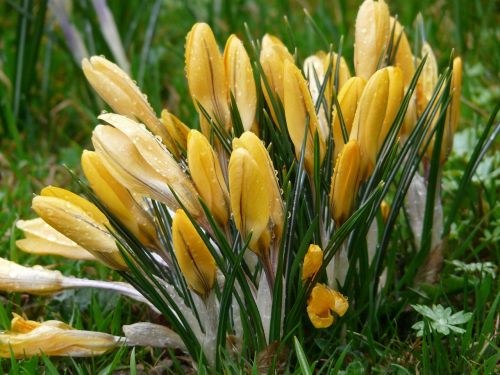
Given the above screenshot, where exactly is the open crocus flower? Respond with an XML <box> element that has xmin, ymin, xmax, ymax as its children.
<box><xmin>16</xmin><ymin>218</ymin><xmax>95</xmax><ymax>260</ymax></box>
<box><xmin>307</xmin><ymin>284</ymin><xmax>348</xmax><ymax>329</ymax></box>
<box><xmin>0</xmin><ymin>314</ymin><xmax>120</xmax><ymax>358</ymax></box>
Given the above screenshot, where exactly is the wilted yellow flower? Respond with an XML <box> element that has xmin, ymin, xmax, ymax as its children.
<box><xmin>307</xmin><ymin>284</ymin><xmax>348</xmax><ymax>328</ymax></box>
<box><xmin>332</xmin><ymin>77</ymin><xmax>366</xmax><ymax>161</ymax></box>
<box><xmin>172</xmin><ymin>209</ymin><xmax>216</xmax><ymax>298</ymax></box>
<box><xmin>187</xmin><ymin>130</ymin><xmax>230</xmax><ymax>226</ymax></box>
<box><xmin>302</xmin><ymin>244</ymin><xmax>323</xmax><ymax>281</ymax></box>
<box><xmin>330</xmin><ymin>140</ymin><xmax>362</xmax><ymax>225</ymax></box>
<box><xmin>31</xmin><ymin>186</ymin><xmax>127</xmax><ymax>270</ymax></box>
<box><xmin>160</xmin><ymin>109</ymin><xmax>191</xmax><ymax>156</ymax></box>
<box><xmin>92</xmin><ymin>114</ymin><xmax>202</xmax><ymax>218</ymax></box>
<box><xmin>283</xmin><ymin>60</ymin><xmax>326</xmax><ymax>175</ymax></box>
<box><xmin>81</xmin><ymin>56</ymin><xmax>176</xmax><ymax>153</ymax></box>
<box><xmin>81</xmin><ymin>150</ymin><xmax>158</xmax><ymax>248</ymax></box>
<box><xmin>186</xmin><ymin>23</ymin><xmax>231</xmax><ymax>135</ymax></box>
<box><xmin>260</xmin><ymin>33</ymin><xmax>294</xmax><ymax>123</ymax></box>
<box><xmin>349</xmin><ymin>67</ymin><xmax>403</xmax><ymax>178</ymax></box>
<box><xmin>416</xmin><ymin>42</ymin><xmax>439</xmax><ymax>117</ymax></box>
<box><xmin>16</xmin><ymin>218</ymin><xmax>95</xmax><ymax>260</ymax></box>
<box><xmin>224</xmin><ymin>34</ymin><xmax>257</xmax><ymax>132</ymax></box>
<box><xmin>233</xmin><ymin>131</ymin><xmax>284</xmax><ymax>242</ymax></box>
<box><xmin>0</xmin><ymin>314</ymin><xmax>119</xmax><ymax>358</ymax></box>
<box><xmin>354</xmin><ymin>0</ymin><xmax>390</xmax><ymax>80</ymax></box>
<box><xmin>0</xmin><ymin>258</ymin><xmax>64</xmax><ymax>295</ymax></box>
<box><xmin>228</xmin><ymin>148</ymin><xmax>271</xmax><ymax>255</ymax></box>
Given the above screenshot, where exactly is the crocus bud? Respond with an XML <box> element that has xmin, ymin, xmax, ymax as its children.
<box><xmin>160</xmin><ymin>109</ymin><xmax>190</xmax><ymax>156</ymax></box>
<box><xmin>81</xmin><ymin>56</ymin><xmax>176</xmax><ymax>152</ymax></box>
<box><xmin>260</xmin><ymin>34</ymin><xmax>294</xmax><ymax>123</ymax></box>
<box><xmin>224</xmin><ymin>35</ymin><xmax>257</xmax><ymax>132</ymax></box>
<box><xmin>416</xmin><ymin>42</ymin><xmax>438</xmax><ymax>117</ymax></box>
<box><xmin>233</xmin><ymin>131</ymin><xmax>284</xmax><ymax>242</ymax></box>
<box><xmin>332</xmin><ymin>77</ymin><xmax>366</xmax><ymax>161</ymax></box>
<box><xmin>329</xmin><ymin>140</ymin><xmax>362</xmax><ymax>225</ymax></box>
<box><xmin>441</xmin><ymin>57</ymin><xmax>462</xmax><ymax>163</ymax></box>
<box><xmin>228</xmin><ymin>148</ymin><xmax>271</xmax><ymax>255</ymax></box>
<box><xmin>302</xmin><ymin>244</ymin><xmax>323</xmax><ymax>281</ymax></box>
<box><xmin>0</xmin><ymin>258</ymin><xmax>64</xmax><ymax>295</ymax></box>
<box><xmin>81</xmin><ymin>150</ymin><xmax>158</xmax><ymax>248</ymax></box>
<box><xmin>390</xmin><ymin>17</ymin><xmax>415</xmax><ymax>88</ymax></box>
<box><xmin>283</xmin><ymin>60</ymin><xmax>326</xmax><ymax>175</ymax></box>
<box><xmin>303</xmin><ymin>53</ymin><xmax>329</xmax><ymax>140</ymax></box>
<box><xmin>16</xmin><ymin>218</ymin><xmax>95</xmax><ymax>260</ymax></box>
<box><xmin>323</xmin><ymin>52</ymin><xmax>351</xmax><ymax>93</ymax></box>
<box><xmin>172</xmin><ymin>209</ymin><xmax>216</xmax><ymax>298</ymax></box>
<box><xmin>32</xmin><ymin>186</ymin><xmax>127</xmax><ymax>270</ymax></box>
<box><xmin>186</xmin><ymin>23</ymin><xmax>231</xmax><ymax>135</ymax></box>
<box><xmin>307</xmin><ymin>283</ymin><xmax>348</xmax><ymax>328</ymax></box>
<box><xmin>349</xmin><ymin>67</ymin><xmax>403</xmax><ymax>178</ymax></box>
<box><xmin>380</xmin><ymin>200</ymin><xmax>390</xmax><ymax>222</ymax></box>
<box><xmin>187</xmin><ymin>130</ymin><xmax>230</xmax><ymax>226</ymax></box>
<box><xmin>354</xmin><ymin>0</ymin><xmax>390</xmax><ymax>80</ymax></box>
<box><xmin>0</xmin><ymin>314</ymin><xmax>119</xmax><ymax>358</ymax></box>
<box><xmin>92</xmin><ymin>114</ymin><xmax>202</xmax><ymax>218</ymax></box>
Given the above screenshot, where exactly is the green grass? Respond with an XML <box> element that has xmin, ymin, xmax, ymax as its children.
<box><xmin>1</xmin><ymin>0</ymin><xmax>498</xmax><ymax>373</ymax></box>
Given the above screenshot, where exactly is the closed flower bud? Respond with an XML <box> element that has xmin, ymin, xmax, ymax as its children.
<box><xmin>0</xmin><ymin>258</ymin><xmax>64</xmax><ymax>295</ymax></box>
<box><xmin>32</xmin><ymin>187</ymin><xmax>127</xmax><ymax>270</ymax></box>
<box><xmin>233</xmin><ymin>131</ymin><xmax>284</xmax><ymax>242</ymax></box>
<box><xmin>81</xmin><ymin>56</ymin><xmax>176</xmax><ymax>152</ymax></box>
<box><xmin>0</xmin><ymin>314</ymin><xmax>119</xmax><ymax>358</ymax></box>
<box><xmin>303</xmin><ymin>53</ymin><xmax>329</xmax><ymax>140</ymax></box>
<box><xmin>187</xmin><ymin>130</ymin><xmax>230</xmax><ymax>226</ymax></box>
<box><xmin>160</xmin><ymin>109</ymin><xmax>190</xmax><ymax>156</ymax></box>
<box><xmin>330</xmin><ymin>140</ymin><xmax>362</xmax><ymax>225</ymax></box>
<box><xmin>229</xmin><ymin>148</ymin><xmax>271</xmax><ymax>255</ymax></box>
<box><xmin>172</xmin><ymin>209</ymin><xmax>216</xmax><ymax>298</ymax></box>
<box><xmin>307</xmin><ymin>284</ymin><xmax>348</xmax><ymax>328</ymax></box>
<box><xmin>81</xmin><ymin>150</ymin><xmax>158</xmax><ymax>248</ymax></box>
<box><xmin>380</xmin><ymin>200</ymin><xmax>390</xmax><ymax>222</ymax></box>
<box><xmin>354</xmin><ymin>0</ymin><xmax>390</xmax><ymax>80</ymax></box>
<box><xmin>441</xmin><ymin>57</ymin><xmax>462</xmax><ymax>163</ymax></box>
<box><xmin>92</xmin><ymin>114</ymin><xmax>202</xmax><ymax>218</ymax></box>
<box><xmin>349</xmin><ymin>67</ymin><xmax>403</xmax><ymax>178</ymax></box>
<box><xmin>332</xmin><ymin>77</ymin><xmax>366</xmax><ymax>161</ymax></box>
<box><xmin>224</xmin><ymin>35</ymin><xmax>257</xmax><ymax>132</ymax></box>
<box><xmin>302</xmin><ymin>244</ymin><xmax>323</xmax><ymax>281</ymax></box>
<box><xmin>416</xmin><ymin>42</ymin><xmax>439</xmax><ymax>117</ymax></box>
<box><xmin>186</xmin><ymin>23</ymin><xmax>231</xmax><ymax>135</ymax></box>
<box><xmin>323</xmin><ymin>52</ymin><xmax>351</xmax><ymax>92</ymax></box>
<box><xmin>390</xmin><ymin>17</ymin><xmax>415</xmax><ymax>88</ymax></box>
<box><xmin>260</xmin><ymin>34</ymin><xmax>294</xmax><ymax>123</ymax></box>
<box><xmin>283</xmin><ymin>60</ymin><xmax>326</xmax><ymax>175</ymax></box>
<box><xmin>16</xmin><ymin>218</ymin><xmax>95</xmax><ymax>260</ymax></box>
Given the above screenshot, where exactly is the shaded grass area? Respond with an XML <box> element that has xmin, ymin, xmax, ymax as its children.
<box><xmin>0</xmin><ymin>0</ymin><xmax>498</xmax><ymax>373</ymax></box>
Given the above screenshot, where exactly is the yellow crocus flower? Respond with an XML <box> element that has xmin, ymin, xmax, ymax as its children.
<box><xmin>283</xmin><ymin>60</ymin><xmax>326</xmax><ymax>175</ymax></box>
<box><xmin>31</xmin><ymin>186</ymin><xmax>127</xmax><ymax>270</ymax></box>
<box><xmin>354</xmin><ymin>0</ymin><xmax>390</xmax><ymax>80</ymax></box>
<box><xmin>187</xmin><ymin>130</ymin><xmax>230</xmax><ymax>226</ymax></box>
<box><xmin>160</xmin><ymin>109</ymin><xmax>191</xmax><ymax>156</ymax></box>
<box><xmin>416</xmin><ymin>42</ymin><xmax>439</xmax><ymax>118</ymax></box>
<box><xmin>330</xmin><ymin>140</ymin><xmax>362</xmax><ymax>225</ymax></box>
<box><xmin>307</xmin><ymin>284</ymin><xmax>348</xmax><ymax>328</ymax></box>
<box><xmin>172</xmin><ymin>209</ymin><xmax>216</xmax><ymax>298</ymax></box>
<box><xmin>185</xmin><ymin>23</ymin><xmax>231</xmax><ymax>135</ymax></box>
<box><xmin>302</xmin><ymin>244</ymin><xmax>323</xmax><ymax>281</ymax></box>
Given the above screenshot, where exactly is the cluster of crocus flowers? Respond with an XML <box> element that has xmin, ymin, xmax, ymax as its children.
<box><xmin>5</xmin><ymin>0</ymin><xmax>463</xmax><ymax>366</ymax></box>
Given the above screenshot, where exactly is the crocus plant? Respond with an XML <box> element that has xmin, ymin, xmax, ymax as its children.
<box><xmin>2</xmin><ymin>0</ymin><xmax>472</xmax><ymax>371</ymax></box>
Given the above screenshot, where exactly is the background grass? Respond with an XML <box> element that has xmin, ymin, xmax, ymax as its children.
<box><xmin>0</xmin><ymin>0</ymin><xmax>498</xmax><ymax>373</ymax></box>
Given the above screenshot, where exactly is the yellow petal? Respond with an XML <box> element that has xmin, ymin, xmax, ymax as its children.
<box><xmin>224</xmin><ymin>34</ymin><xmax>257</xmax><ymax>132</ymax></box>
<box><xmin>0</xmin><ymin>314</ymin><xmax>119</xmax><ymax>358</ymax></box>
<box><xmin>303</xmin><ymin>53</ymin><xmax>329</xmax><ymax>140</ymax></box>
<box><xmin>323</xmin><ymin>52</ymin><xmax>351</xmax><ymax>93</ymax></box>
<box><xmin>380</xmin><ymin>200</ymin><xmax>390</xmax><ymax>223</ymax></box>
<box><xmin>354</xmin><ymin>0</ymin><xmax>390</xmax><ymax>79</ymax></box>
<box><xmin>186</xmin><ymin>23</ymin><xmax>231</xmax><ymax>135</ymax></box>
<box><xmin>283</xmin><ymin>60</ymin><xmax>326</xmax><ymax>175</ymax></box>
<box><xmin>330</xmin><ymin>289</ymin><xmax>349</xmax><ymax>317</ymax></box>
<box><xmin>330</xmin><ymin>140</ymin><xmax>361</xmax><ymax>225</ymax></box>
<box><xmin>187</xmin><ymin>130</ymin><xmax>230</xmax><ymax>226</ymax></box>
<box><xmin>416</xmin><ymin>42</ymin><xmax>439</xmax><ymax>117</ymax></box>
<box><xmin>81</xmin><ymin>56</ymin><xmax>175</xmax><ymax>151</ymax></box>
<box><xmin>15</xmin><ymin>218</ymin><xmax>95</xmax><ymax>260</ymax></box>
<box><xmin>349</xmin><ymin>68</ymin><xmax>390</xmax><ymax>178</ymax></box>
<box><xmin>228</xmin><ymin>148</ymin><xmax>271</xmax><ymax>254</ymax></box>
<box><xmin>302</xmin><ymin>244</ymin><xmax>323</xmax><ymax>281</ymax></box>
<box><xmin>0</xmin><ymin>258</ymin><xmax>64</xmax><ymax>295</ymax></box>
<box><xmin>307</xmin><ymin>284</ymin><xmax>348</xmax><ymax>328</ymax></box>
<box><xmin>160</xmin><ymin>109</ymin><xmax>191</xmax><ymax>155</ymax></box>
<box><xmin>332</xmin><ymin>77</ymin><xmax>366</xmax><ymax>161</ymax></box>
<box><xmin>390</xmin><ymin>17</ymin><xmax>415</xmax><ymax>88</ymax></box>
<box><xmin>232</xmin><ymin>132</ymin><xmax>284</xmax><ymax>241</ymax></box>
<box><xmin>81</xmin><ymin>150</ymin><xmax>158</xmax><ymax>248</ymax></box>
<box><xmin>32</xmin><ymin>194</ymin><xmax>127</xmax><ymax>270</ymax></box>
<box><xmin>172</xmin><ymin>209</ymin><xmax>216</xmax><ymax>297</ymax></box>
<box><xmin>377</xmin><ymin>66</ymin><xmax>404</xmax><ymax>149</ymax></box>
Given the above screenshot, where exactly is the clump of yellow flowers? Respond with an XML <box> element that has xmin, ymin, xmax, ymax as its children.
<box><xmin>2</xmin><ymin>0</ymin><xmax>462</xmax><ymax>369</ymax></box>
